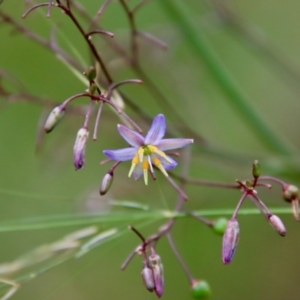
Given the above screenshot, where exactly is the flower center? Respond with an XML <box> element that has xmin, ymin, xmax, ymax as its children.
<box><xmin>128</xmin><ymin>144</ymin><xmax>172</xmax><ymax>185</ymax></box>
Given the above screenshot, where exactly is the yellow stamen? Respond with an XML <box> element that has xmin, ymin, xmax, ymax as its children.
<box><xmin>142</xmin><ymin>160</ymin><xmax>149</xmax><ymax>185</ymax></box>
<box><xmin>154</xmin><ymin>149</ymin><xmax>172</xmax><ymax>163</ymax></box>
<box><xmin>128</xmin><ymin>155</ymin><xmax>139</xmax><ymax>177</ymax></box>
<box><xmin>148</xmin><ymin>145</ymin><xmax>158</xmax><ymax>152</ymax></box>
<box><xmin>152</xmin><ymin>157</ymin><xmax>168</xmax><ymax>177</ymax></box>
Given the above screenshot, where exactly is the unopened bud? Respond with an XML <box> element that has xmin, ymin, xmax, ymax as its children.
<box><xmin>83</xmin><ymin>66</ymin><xmax>96</xmax><ymax>81</ymax></box>
<box><xmin>141</xmin><ymin>265</ymin><xmax>155</xmax><ymax>292</ymax></box>
<box><xmin>283</xmin><ymin>184</ymin><xmax>299</xmax><ymax>202</ymax></box>
<box><xmin>222</xmin><ymin>218</ymin><xmax>240</xmax><ymax>265</ymax></box>
<box><xmin>73</xmin><ymin>127</ymin><xmax>89</xmax><ymax>170</ymax></box>
<box><xmin>149</xmin><ymin>253</ymin><xmax>164</xmax><ymax>298</ymax></box>
<box><xmin>252</xmin><ymin>160</ymin><xmax>261</xmax><ymax>179</ymax></box>
<box><xmin>212</xmin><ymin>218</ymin><xmax>228</xmax><ymax>236</ymax></box>
<box><xmin>99</xmin><ymin>172</ymin><xmax>113</xmax><ymax>195</ymax></box>
<box><xmin>191</xmin><ymin>279</ymin><xmax>212</xmax><ymax>299</ymax></box>
<box><xmin>268</xmin><ymin>214</ymin><xmax>286</xmax><ymax>236</ymax></box>
<box><xmin>44</xmin><ymin>105</ymin><xmax>65</xmax><ymax>133</ymax></box>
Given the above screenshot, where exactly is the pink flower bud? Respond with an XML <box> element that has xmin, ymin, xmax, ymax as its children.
<box><xmin>222</xmin><ymin>218</ymin><xmax>240</xmax><ymax>265</ymax></box>
<box><xmin>149</xmin><ymin>253</ymin><xmax>164</xmax><ymax>298</ymax></box>
<box><xmin>141</xmin><ymin>266</ymin><xmax>155</xmax><ymax>292</ymax></box>
<box><xmin>73</xmin><ymin>127</ymin><xmax>89</xmax><ymax>170</ymax></box>
<box><xmin>268</xmin><ymin>214</ymin><xmax>286</xmax><ymax>236</ymax></box>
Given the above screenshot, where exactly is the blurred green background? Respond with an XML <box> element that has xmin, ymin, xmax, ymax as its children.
<box><xmin>0</xmin><ymin>0</ymin><xmax>300</xmax><ymax>299</ymax></box>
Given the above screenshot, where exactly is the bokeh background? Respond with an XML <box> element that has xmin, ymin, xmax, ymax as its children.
<box><xmin>0</xmin><ymin>0</ymin><xmax>300</xmax><ymax>299</ymax></box>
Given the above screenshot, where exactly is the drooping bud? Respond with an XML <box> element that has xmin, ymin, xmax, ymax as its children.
<box><xmin>73</xmin><ymin>127</ymin><xmax>89</xmax><ymax>170</ymax></box>
<box><xmin>283</xmin><ymin>184</ymin><xmax>299</xmax><ymax>221</ymax></box>
<box><xmin>268</xmin><ymin>214</ymin><xmax>286</xmax><ymax>236</ymax></box>
<box><xmin>252</xmin><ymin>160</ymin><xmax>261</xmax><ymax>179</ymax></box>
<box><xmin>222</xmin><ymin>218</ymin><xmax>240</xmax><ymax>265</ymax></box>
<box><xmin>191</xmin><ymin>279</ymin><xmax>212</xmax><ymax>299</ymax></box>
<box><xmin>283</xmin><ymin>184</ymin><xmax>299</xmax><ymax>202</ymax></box>
<box><xmin>149</xmin><ymin>253</ymin><xmax>164</xmax><ymax>298</ymax></box>
<box><xmin>83</xmin><ymin>66</ymin><xmax>96</xmax><ymax>81</ymax></box>
<box><xmin>99</xmin><ymin>172</ymin><xmax>113</xmax><ymax>196</ymax></box>
<box><xmin>141</xmin><ymin>265</ymin><xmax>155</xmax><ymax>293</ymax></box>
<box><xmin>44</xmin><ymin>105</ymin><xmax>65</xmax><ymax>133</ymax></box>
<box><xmin>212</xmin><ymin>218</ymin><xmax>228</xmax><ymax>236</ymax></box>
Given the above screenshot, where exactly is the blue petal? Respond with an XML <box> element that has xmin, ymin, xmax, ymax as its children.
<box><xmin>156</xmin><ymin>138</ymin><xmax>194</xmax><ymax>151</ymax></box>
<box><xmin>152</xmin><ymin>154</ymin><xmax>177</xmax><ymax>170</ymax></box>
<box><xmin>161</xmin><ymin>155</ymin><xmax>177</xmax><ymax>170</ymax></box>
<box><xmin>117</xmin><ymin>124</ymin><xmax>144</xmax><ymax>147</ymax></box>
<box><xmin>133</xmin><ymin>163</ymin><xmax>143</xmax><ymax>180</ymax></box>
<box><xmin>103</xmin><ymin>148</ymin><xmax>136</xmax><ymax>161</ymax></box>
<box><xmin>144</xmin><ymin>114</ymin><xmax>166</xmax><ymax>145</ymax></box>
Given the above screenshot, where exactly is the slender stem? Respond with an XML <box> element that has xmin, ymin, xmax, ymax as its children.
<box><xmin>119</xmin><ymin>0</ymin><xmax>139</xmax><ymax>62</ymax></box>
<box><xmin>61</xmin><ymin>93</ymin><xmax>90</xmax><ymax>108</ymax></box>
<box><xmin>83</xmin><ymin>100</ymin><xmax>94</xmax><ymax>128</ymax></box>
<box><xmin>232</xmin><ymin>191</ymin><xmax>247</xmax><ymax>218</ymax></box>
<box><xmin>187</xmin><ymin>211</ymin><xmax>213</xmax><ymax>227</ymax></box>
<box><xmin>165</xmin><ymin>176</ymin><xmax>188</xmax><ymax>201</ymax></box>
<box><xmin>166</xmin><ymin>233</ymin><xmax>193</xmax><ymax>282</ymax></box>
<box><xmin>97</xmin><ymin>0</ymin><xmax>112</xmax><ymax>16</ymax></box>
<box><xmin>22</xmin><ymin>2</ymin><xmax>55</xmax><ymax>18</ymax></box>
<box><xmin>57</xmin><ymin>3</ymin><xmax>113</xmax><ymax>84</ymax></box>
<box><xmin>86</xmin><ymin>30</ymin><xmax>114</xmax><ymax>38</ymax></box>
<box><xmin>250</xmin><ymin>193</ymin><xmax>272</xmax><ymax>217</ymax></box>
<box><xmin>171</xmin><ymin>173</ymin><xmax>240</xmax><ymax>189</ymax></box>
<box><xmin>259</xmin><ymin>176</ymin><xmax>287</xmax><ymax>188</ymax></box>
<box><xmin>93</xmin><ymin>101</ymin><xmax>104</xmax><ymax>140</ymax></box>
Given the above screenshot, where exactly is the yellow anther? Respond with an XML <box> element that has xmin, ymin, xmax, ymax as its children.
<box><xmin>142</xmin><ymin>160</ymin><xmax>149</xmax><ymax>170</ymax></box>
<box><xmin>152</xmin><ymin>157</ymin><xmax>168</xmax><ymax>177</ymax></box>
<box><xmin>154</xmin><ymin>149</ymin><xmax>172</xmax><ymax>163</ymax></box>
<box><xmin>148</xmin><ymin>145</ymin><xmax>158</xmax><ymax>153</ymax></box>
<box><xmin>128</xmin><ymin>155</ymin><xmax>139</xmax><ymax>177</ymax></box>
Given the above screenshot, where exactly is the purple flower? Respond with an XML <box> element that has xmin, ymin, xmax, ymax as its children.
<box><xmin>103</xmin><ymin>114</ymin><xmax>193</xmax><ymax>185</ymax></box>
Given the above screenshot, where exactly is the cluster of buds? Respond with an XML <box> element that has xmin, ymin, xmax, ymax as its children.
<box><xmin>141</xmin><ymin>251</ymin><xmax>164</xmax><ymax>298</ymax></box>
<box><xmin>221</xmin><ymin>160</ymin><xmax>299</xmax><ymax>265</ymax></box>
<box><xmin>43</xmin><ymin>65</ymin><xmax>144</xmax><ymax>173</ymax></box>
<box><xmin>124</xmin><ymin>227</ymin><xmax>164</xmax><ymax>298</ymax></box>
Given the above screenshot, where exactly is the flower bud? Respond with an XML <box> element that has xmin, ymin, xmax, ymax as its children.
<box><xmin>268</xmin><ymin>214</ymin><xmax>286</xmax><ymax>236</ymax></box>
<box><xmin>252</xmin><ymin>160</ymin><xmax>261</xmax><ymax>179</ymax></box>
<box><xmin>73</xmin><ymin>127</ymin><xmax>89</xmax><ymax>170</ymax></box>
<box><xmin>141</xmin><ymin>265</ymin><xmax>155</xmax><ymax>293</ymax></box>
<box><xmin>282</xmin><ymin>185</ymin><xmax>299</xmax><ymax>221</ymax></box>
<box><xmin>283</xmin><ymin>184</ymin><xmax>299</xmax><ymax>202</ymax></box>
<box><xmin>83</xmin><ymin>66</ymin><xmax>96</xmax><ymax>81</ymax></box>
<box><xmin>212</xmin><ymin>218</ymin><xmax>228</xmax><ymax>236</ymax></box>
<box><xmin>99</xmin><ymin>172</ymin><xmax>113</xmax><ymax>196</ymax></box>
<box><xmin>222</xmin><ymin>218</ymin><xmax>240</xmax><ymax>265</ymax></box>
<box><xmin>191</xmin><ymin>279</ymin><xmax>212</xmax><ymax>299</ymax></box>
<box><xmin>44</xmin><ymin>105</ymin><xmax>65</xmax><ymax>133</ymax></box>
<box><xmin>149</xmin><ymin>253</ymin><xmax>164</xmax><ymax>298</ymax></box>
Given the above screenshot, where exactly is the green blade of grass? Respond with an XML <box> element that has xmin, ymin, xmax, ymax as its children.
<box><xmin>158</xmin><ymin>1</ymin><xmax>298</xmax><ymax>157</ymax></box>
